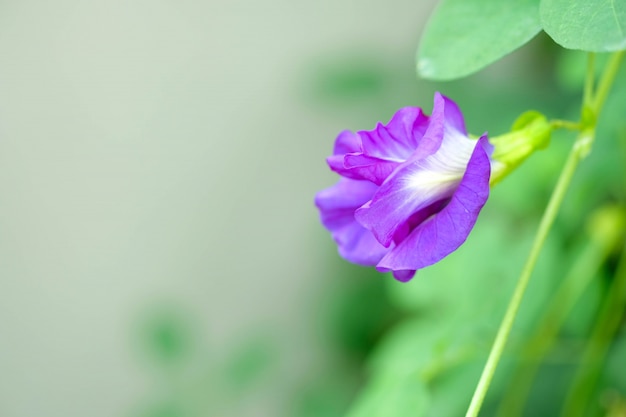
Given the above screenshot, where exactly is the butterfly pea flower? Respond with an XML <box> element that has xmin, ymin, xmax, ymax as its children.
<box><xmin>315</xmin><ymin>93</ymin><xmax>493</xmax><ymax>282</ymax></box>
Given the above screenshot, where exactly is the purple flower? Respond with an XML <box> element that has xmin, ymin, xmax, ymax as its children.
<box><xmin>315</xmin><ymin>93</ymin><xmax>493</xmax><ymax>282</ymax></box>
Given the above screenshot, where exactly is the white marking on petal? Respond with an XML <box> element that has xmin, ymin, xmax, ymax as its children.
<box><xmin>405</xmin><ymin>131</ymin><xmax>476</xmax><ymax>202</ymax></box>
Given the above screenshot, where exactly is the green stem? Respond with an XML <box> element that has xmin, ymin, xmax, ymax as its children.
<box><xmin>464</xmin><ymin>129</ymin><xmax>591</xmax><ymax>417</ymax></box>
<box><xmin>592</xmin><ymin>51</ymin><xmax>624</xmax><ymax>115</ymax></box>
<box><xmin>550</xmin><ymin>119</ymin><xmax>583</xmax><ymax>131</ymax></box>
<box><xmin>583</xmin><ymin>53</ymin><xmax>595</xmax><ymax>110</ymax></box>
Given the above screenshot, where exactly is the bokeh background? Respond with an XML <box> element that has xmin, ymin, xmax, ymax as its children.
<box><xmin>1</xmin><ymin>1</ymin><xmax>625</xmax><ymax>417</ymax></box>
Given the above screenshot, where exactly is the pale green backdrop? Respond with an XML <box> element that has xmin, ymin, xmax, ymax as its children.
<box><xmin>0</xmin><ymin>1</ymin><xmax>437</xmax><ymax>416</ymax></box>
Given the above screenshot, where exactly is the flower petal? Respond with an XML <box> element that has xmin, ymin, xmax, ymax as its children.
<box><xmin>359</xmin><ymin>107</ymin><xmax>430</xmax><ymax>161</ymax></box>
<box><xmin>314</xmin><ymin>178</ymin><xmax>389</xmax><ymax>266</ymax></box>
<box><xmin>391</xmin><ymin>269</ymin><xmax>416</xmax><ymax>282</ymax></box>
<box><xmin>340</xmin><ymin>154</ymin><xmax>401</xmax><ymax>185</ymax></box>
<box><xmin>376</xmin><ymin>136</ymin><xmax>491</xmax><ymax>273</ymax></box>
<box><xmin>355</xmin><ymin>116</ymin><xmax>478</xmax><ymax>248</ymax></box>
<box><xmin>327</xmin><ymin>130</ymin><xmax>362</xmax><ymax>175</ymax></box>
<box><xmin>327</xmin><ymin>108</ymin><xmax>432</xmax><ymax>185</ymax></box>
<box><xmin>436</xmin><ymin>92</ymin><xmax>467</xmax><ymax>136</ymax></box>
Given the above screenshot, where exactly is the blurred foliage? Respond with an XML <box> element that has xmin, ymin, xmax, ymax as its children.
<box><xmin>219</xmin><ymin>339</ymin><xmax>275</xmax><ymax>394</ymax></box>
<box><xmin>138</xmin><ymin>307</ymin><xmax>194</xmax><ymax>367</ymax></box>
<box><xmin>300</xmin><ymin>33</ymin><xmax>626</xmax><ymax>417</ymax></box>
<box><xmin>132</xmin><ymin>304</ymin><xmax>278</xmax><ymax>417</ymax></box>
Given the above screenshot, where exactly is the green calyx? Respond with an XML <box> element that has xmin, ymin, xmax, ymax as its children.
<box><xmin>489</xmin><ymin>111</ymin><xmax>553</xmax><ymax>185</ymax></box>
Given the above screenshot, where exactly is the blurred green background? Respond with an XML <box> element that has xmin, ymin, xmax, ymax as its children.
<box><xmin>0</xmin><ymin>1</ymin><xmax>436</xmax><ymax>416</ymax></box>
<box><xmin>1</xmin><ymin>1</ymin><xmax>625</xmax><ymax>417</ymax></box>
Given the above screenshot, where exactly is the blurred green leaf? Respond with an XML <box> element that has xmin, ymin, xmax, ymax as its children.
<box><xmin>540</xmin><ymin>0</ymin><xmax>626</xmax><ymax>52</ymax></box>
<box><xmin>520</xmin><ymin>363</ymin><xmax>579</xmax><ymax>416</ymax></box>
<box><xmin>220</xmin><ymin>336</ymin><xmax>276</xmax><ymax>393</ymax></box>
<box><xmin>366</xmin><ymin>317</ymin><xmax>465</xmax><ymax>379</ymax></box>
<box><xmin>604</xmin><ymin>334</ymin><xmax>626</xmax><ymax>392</ymax></box>
<box><xmin>138</xmin><ymin>308</ymin><xmax>194</xmax><ymax>367</ymax></box>
<box><xmin>555</xmin><ymin>51</ymin><xmax>610</xmax><ymax>92</ymax></box>
<box><xmin>417</xmin><ymin>0</ymin><xmax>541</xmax><ymax>80</ymax></box>
<box><xmin>560</xmin><ymin>263</ymin><xmax>606</xmax><ymax>338</ymax></box>
<box><xmin>309</xmin><ymin>57</ymin><xmax>388</xmax><ymax>102</ymax></box>
<box><xmin>322</xmin><ymin>268</ymin><xmax>401</xmax><ymax>358</ymax></box>
<box><xmin>290</xmin><ymin>371</ymin><xmax>360</xmax><ymax>417</ymax></box>
<box><xmin>346</xmin><ymin>372</ymin><xmax>430</xmax><ymax>417</ymax></box>
<box><xmin>359</xmin><ymin>316</ymin><xmax>506</xmax><ymax>417</ymax></box>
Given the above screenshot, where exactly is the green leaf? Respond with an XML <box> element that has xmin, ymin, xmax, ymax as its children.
<box><xmin>345</xmin><ymin>372</ymin><xmax>430</xmax><ymax>417</ymax></box>
<box><xmin>220</xmin><ymin>335</ymin><xmax>276</xmax><ymax>393</ymax></box>
<box><xmin>366</xmin><ymin>317</ymin><xmax>463</xmax><ymax>379</ymax></box>
<box><xmin>541</xmin><ymin>0</ymin><xmax>626</xmax><ymax>52</ymax></box>
<box><xmin>417</xmin><ymin>0</ymin><xmax>542</xmax><ymax>80</ymax></box>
